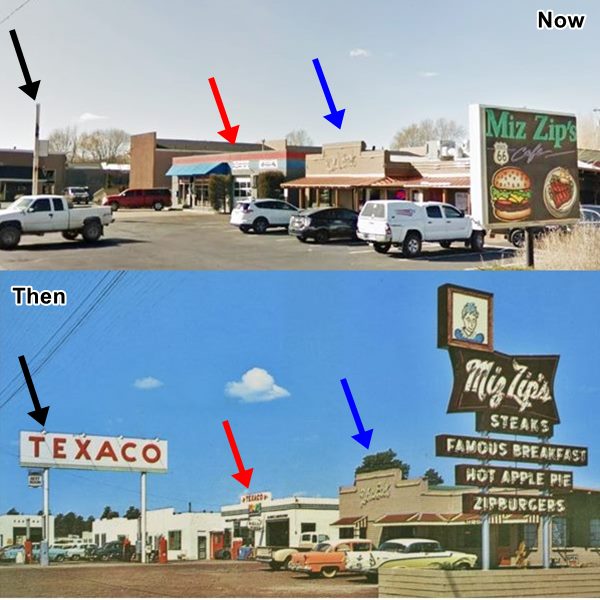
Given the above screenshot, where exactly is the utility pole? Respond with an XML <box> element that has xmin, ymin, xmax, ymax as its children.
<box><xmin>32</xmin><ymin>103</ymin><xmax>40</xmax><ymax>195</ymax></box>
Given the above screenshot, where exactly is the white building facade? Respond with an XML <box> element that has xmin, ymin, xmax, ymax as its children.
<box><xmin>92</xmin><ymin>508</ymin><xmax>225</xmax><ymax>561</ymax></box>
<box><xmin>220</xmin><ymin>492</ymin><xmax>339</xmax><ymax>547</ymax></box>
<box><xmin>0</xmin><ymin>514</ymin><xmax>55</xmax><ymax>547</ymax></box>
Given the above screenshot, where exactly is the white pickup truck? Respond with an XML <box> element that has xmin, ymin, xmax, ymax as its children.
<box><xmin>357</xmin><ymin>200</ymin><xmax>485</xmax><ymax>257</ymax></box>
<box><xmin>256</xmin><ymin>532</ymin><xmax>331</xmax><ymax>571</ymax></box>
<box><xmin>0</xmin><ymin>195</ymin><xmax>114</xmax><ymax>249</ymax></box>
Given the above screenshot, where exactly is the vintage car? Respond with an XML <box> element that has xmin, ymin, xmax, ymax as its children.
<box><xmin>345</xmin><ymin>538</ymin><xmax>478</xmax><ymax>582</ymax></box>
<box><xmin>289</xmin><ymin>539</ymin><xmax>373</xmax><ymax>579</ymax></box>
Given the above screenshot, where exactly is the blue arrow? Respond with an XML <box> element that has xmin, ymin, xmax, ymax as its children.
<box><xmin>340</xmin><ymin>378</ymin><xmax>373</xmax><ymax>449</ymax></box>
<box><xmin>312</xmin><ymin>58</ymin><xmax>346</xmax><ymax>129</ymax></box>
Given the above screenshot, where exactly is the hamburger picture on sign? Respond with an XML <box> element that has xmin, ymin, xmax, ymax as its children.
<box><xmin>469</xmin><ymin>104</ymin><xmax>580</xmax><ymax>230</ymax></box>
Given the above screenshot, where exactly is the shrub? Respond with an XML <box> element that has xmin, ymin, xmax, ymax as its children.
<box><xmin>208</xmin><ymin>175</ymin><xmax>232</xmax><ymax>211</ymax></box>
<box><xmin>257</xmin><ymin>170</ymin><xmax>285</xmax><ymax>199</ymax></box>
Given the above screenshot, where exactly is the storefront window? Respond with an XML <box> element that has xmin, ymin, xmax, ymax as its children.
<box><xmin>590</xmin><ymin>519</ymin><xmax>600</xmax><ymax>547</ymax></box>
<box><xmin>339</xmin><ymin>527</ymin><xmax>353</xmax><ymax>539</ymax></box>
<box><xmin>552</xmin><ymin>518</ymin><xmax>568</xmax><ymax>548</ymax></box>
<box><xmin>301</xmin><ymin>523</ymin><xmax>316</xmax><ymax>533</ymax></box>
<box><xmin>318</xmin><ymin>189</ymin><xmax>331</xmax><ymax>206</ymax></box>
<box><xmin>523</xmin><ymin>523</ymin><xmax>538</xmax><ymax>549</ymax></box>
<box><xmin>168</xmin><ymin>530</ymin><xmax>182</xmax><ymax>551</ymax></box>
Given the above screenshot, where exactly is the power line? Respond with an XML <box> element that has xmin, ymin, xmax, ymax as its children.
<box><xmin>0</xmin><ymin>0</ymin><xmax>35</xmax><ymax>25</ymax></box>
<box><xmin>0</xmin><ymin>271</ymin><xmax>127</xmax><ymax>412</ymax></box>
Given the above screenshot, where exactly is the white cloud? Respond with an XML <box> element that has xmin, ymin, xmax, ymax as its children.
<box><xmin>349</xmin><ymin>48</ymin><xmax>371</xmax><ymax>58</ymax></box>
<box><xmin>79</xmin><ymin>112</ymin><xmax>108</xmax><ymax>122</ymax></box>
<box><xmin>419</xmin><ymin>71</ymin><xmax>439</xmax><ymax>78</ymax></box>
<box><xmin>225</xmin><ymin>368</ymin><xmax>290</xmax><ymax>403</ymax></box>
<box><xmin>133</xmin><ymin>376</ymin><xmax>164</xmax><ymax>390</ymax></box>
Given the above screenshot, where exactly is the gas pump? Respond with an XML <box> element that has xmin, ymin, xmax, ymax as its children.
<box><xmin>158</xmin><ymin>535</ymin><xmax>168</xmax><ymax>563</ymax></box>
<box><xmin>23</xmin><ymin>540</ymin><xmax>32</xmax><ymax>564</ymax></box>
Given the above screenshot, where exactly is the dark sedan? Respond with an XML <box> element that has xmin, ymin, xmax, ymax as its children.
<box><xmin>289</xmin><ymin>207</ymin><xmax>358</xmax><ymax>243</ymax></box>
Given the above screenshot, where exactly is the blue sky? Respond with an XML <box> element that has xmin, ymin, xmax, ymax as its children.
<box><xmin>0</xmin><ymin>271</ymin><xmax>598</xmax><ymax>518</ymax></box>
<box><xmin>1</xmin><ymin>0</ymin><xmax>599</xmax><ymax>149</ymax></box>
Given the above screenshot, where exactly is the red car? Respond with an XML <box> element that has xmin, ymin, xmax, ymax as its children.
<box><xmin>103</xmin><ymin>188</ymin><xmax>171</xmax><ymax>211</ymax></box>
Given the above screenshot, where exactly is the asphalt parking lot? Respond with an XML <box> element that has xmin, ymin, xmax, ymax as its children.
<box><xmin>0</xmin><ymin>210</ymin><xmax>517</xmax><ymax>271</ymax></box>
<box><xmin>0</xmin><ymin>560</ymin><xmax>377</xmax><ymax>598</ymax></box>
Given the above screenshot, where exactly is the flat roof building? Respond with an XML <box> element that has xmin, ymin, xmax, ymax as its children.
<box><xmin>0</xmin><ymin>514</ymin><xmax>55</xmax><ymax>547</ymax></box>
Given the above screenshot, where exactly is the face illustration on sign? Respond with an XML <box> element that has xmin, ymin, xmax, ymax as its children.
<box><xmin>438</xmin><ymin>285</ymin><xmax>494</xmax><ymax>352</ymax></box>
<box><xmin>451</xmin><ymin>292</ymin><xmax>489</xmax><ymax>349</ymax></box>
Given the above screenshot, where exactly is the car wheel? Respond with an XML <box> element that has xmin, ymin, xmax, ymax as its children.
<box><xmin>366</xmin><ymin>573</ymin><xmax>378</xmax><ymax>584</ymax></box>
<box><xmin>55</xmin><ymin>555</ymin><xmax>65</xmax><ymax>563</ymax></box>
<box><xmin>321</xmin><ymin>566</ymin><xmax>338</xmax><ymax>579</ymax></box>
<box><xmin>82</xmin><ymin>220</ymin><xmax>103</xmax><ymax>243</ymax></box>
<box><xmin>454</xmin><ymin>562</ymin><xmax>471</xmax><ymax>570</ymax></box>
<box><xmin>71</xmin><ymin>554</ymin><xmax>80</xmax><ymax>561</ymax></box>
<box><xmin>270</xmin><ymin>562</ymin><xmax>281</xmax><ymax>571</ymax></box>
<box><xmin>221</xmin><ymin>550</ymin><xmax>231</xmax><ymax>560</ymax></box>
<box><xmin>111</xmin><ymin>202</ymin><xmax>119</xmax><ymax>211</ymax></box>
<box><xmin>239</xmin><ymin>225</ymin><xmax>251</xmax><ymax>233</ymax></box>
<box><xmin>296</xmin><ymin>235</ymin><xmax>307</xmax><ymax>243</ymax></box>
<box><xmin>153</xmin><ymin>201</ymin><xmax>164</xmax><ymax>211</ymax></box>
<box><xmin>314</xmin><ymin>229</ymin><xmax>329</xmax><ymax>244</ymax></box>
<box><xmin>373</xmin><ymin>242</ymin><xmax>391</xmax><ymax>254</ymax></box>
<box><xmin>471</xmin><ymin>230</ymin><xmax>485</xmax><ymax>252</ymax></box>
<box><xmin>402</xmin><ymin>231</ymin><xmax>422</xmax><ymax>258</ymax></box>
<box><xmin>62</xmin><ymin>231</ymin><xmax>79</xmax><ymax>241</ymax></box>
<box><xmin>283</xmin><ymin>556</ymin><xmax>292</xmax><ymax>570</ymax></box>
<box><xmin>509</xmin><ymin>228</ymin><xmax>525</xmax><ymax>248</ymax></box>
<box><xmin>440</xmin><ymin>240</ymin><xmax>452</xmax><ymax>249</ymax></box>
<box><xmin>253</xmin><ymin>218</ymin><xmax>269</xmax><ymax>234</ymax></box>
<box><xmin>0</xmin><ymin>225</ymin><xmax>21</xmax><ymax>250</ymax></box>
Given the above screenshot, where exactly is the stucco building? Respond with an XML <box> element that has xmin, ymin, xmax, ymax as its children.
<box><xmin>334</xmin><ymin>469</ymin><xmax>600</xmax><ymax>567</ymax></box>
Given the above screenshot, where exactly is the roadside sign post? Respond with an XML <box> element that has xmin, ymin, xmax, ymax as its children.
<box><xmin>141</xmin><ymin>471</ymin><xmax>147</xmax><ymax>564</ymax></box>
<box><xmin>32</xmin><ymin>103</ymin><xmax>40</xmax><ymax>195</ymax></box>
<box><xmin>40</xmin><ymin>467</ymin><xmax>49</xmax><ymax>567</ymax></box>
<box><xmin>526</xmin><ymin>228</ymin><xmax>535</xmax><ymax>268</ymax></box>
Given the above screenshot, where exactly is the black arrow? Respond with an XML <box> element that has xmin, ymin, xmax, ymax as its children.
<box><xmin>9</xmin><ymin>29</ymin><xmax>40</xmax><ymax>101</ymax></box>
<box><xmin>18</xmin><ymin>355</ymin><xmax>49</xmax><ymax>426</ymax></box>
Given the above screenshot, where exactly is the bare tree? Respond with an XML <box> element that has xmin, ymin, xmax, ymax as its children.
<box><xmin>578</xmin><ymin>113</ymin><xmax>600</xmax><ymax>150</ymax></box>
<box><xmin>391</xmin><ymin>118</ymin><xmax>466</xmax><ymax>149</ymax></box>
<box><xmin>78</xmin><ymin>129</ymin><xmax>131</xmax><ymax>163</ymax></box>
<box><xmin>286</xmin><ymin>129</ymin><xmax>314</xmax><ymax>146</ymax></box>
<box><xmin>48</xmin><ymin>126</ymin><xmax>79</xmax><ymax>162</ymax></box>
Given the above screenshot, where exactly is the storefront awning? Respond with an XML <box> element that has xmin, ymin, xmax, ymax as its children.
<box><xmin>282</xmin><ymin>176</ymin><xmax>383</xmax><ymax>189</ymax></box>
<box><xmin>166</xmin><ymin>162</ymin><xmax>230</xmax><ymax>177</ymax></box>
<box><xmin>401</xmin><ymin>176</ymin><xmax>470</xmax><ymax>189</ymax></box>
<box><xmin>331</xmin><ymin>516</ymin><xmax>367</xmax><ymax>527</ymax></box>
<box><xmin>374</xmin><ymin>512</ymin><xmax>535</xmax><ymax>526</ymax></box>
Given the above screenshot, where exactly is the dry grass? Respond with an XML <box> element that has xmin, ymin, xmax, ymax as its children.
<box><xmin>498</xmin><ymin>226</ymin><xmax>600</xmax><ymax>270</ymax></box>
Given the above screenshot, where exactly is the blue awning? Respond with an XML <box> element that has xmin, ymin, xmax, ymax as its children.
<box><xmin>166</xmin><ymin>162</ymin><xmax>230</xmax><ymax>177</ymax></box>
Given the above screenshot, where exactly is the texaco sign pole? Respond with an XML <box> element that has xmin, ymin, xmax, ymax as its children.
<box><xmin>41</xmin><ymin>467</ymin><xmax>49</xmax><ymax>567</ymax></box>
<box><xmin>141</xmin><ymin>472</ymin><xmax>147</xmax><ymax>564</ymax></box>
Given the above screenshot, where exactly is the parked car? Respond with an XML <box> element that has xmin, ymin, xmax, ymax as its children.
<box><xmin>288</xmin><ymin>207</ymin><xmax>359</xmax><ymax>243</ymax></box>
<box><xmin>345</xmin><ymin>538</ymin><xmax>478</xmax><ymax>582</ymax></box>
<box><xmin>0</xmin><ymin>544</ymin><xmax>24</xmax><ymax>562</ymax></box>
<box><xmin>230</xmin><ymin>199</ymin><xmax>299</xmax><ymax>233</ymax></box>
<box><xmin>102</xmin><ymin>188</ymin><xmax>171</xmax><ymax>211</ymax></box>
<box><xmin>256</xmin><ymin>532</ymin><xmax>331</xmax><ymax>571</ymax></box>
<box><xmin>31</xmin><ymin>543</ymin><xmax>68</xmax><ymax>563</ymax></box>
<box><xmin>0</xmin><ymin>194</ymin><xmax>114</xmax><ymax>249</ymax></box>
<box><xmin>53</xmin><ymin>541</ymin><xmax>87</xmax><ymax>561</ymax></box>
<box><xmin>357</xmin><ymin>200</ymin><xmax>484</xmax><ymax>257</ymax></box>
<box><xmin>581</xmin><ymin>204</ymin><xmax>600</xmax><ymax>218</ymax></box>
<box><xmin>93</xmin><ymin>540</ymin><xmax>134</xmax><ymax>562</ymax></box>
<box><xmin>289</xmin><ymin>539</ymin><xmax>373</xmax><ymax>579</ymax></box>
<box><xmin>580</xmin><ymin>207</ymin><xmax>600</xmax><ymax>227</ymax></box>
<box><xmin>64</xmin><ymin>186</ymin><xmax>91</xmax><ymax>205</ymax></box>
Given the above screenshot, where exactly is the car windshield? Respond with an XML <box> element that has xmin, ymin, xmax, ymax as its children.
<box><xmin>8</xmin><ymin>197</ymin><xmax>34</xmax><ymax>210</ymax></box>
<box><xmin>314</xmin><ymin>543</ymin><xmax>332</xmax><ymax>552</ymax></box>
<box><xmin>378</xmin><ymin>542</ymin><xmax>407</xmax><ymax>552</ymax></box>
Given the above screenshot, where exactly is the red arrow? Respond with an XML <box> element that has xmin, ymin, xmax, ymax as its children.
<box><xmin>208</xmin><ymin>77</ymin><xmax>240</xmax><ymax>144</ymax></box>
<box><xmin>222</xmin><ymin>419</ymin><xmax>253</xmax><ymax>488</ymax></box>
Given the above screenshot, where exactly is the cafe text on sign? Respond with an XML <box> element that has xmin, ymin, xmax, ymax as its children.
<box><xmin>19</xmin><ymin>431</ymin><xmax>168</xmax><ymax>473</ymax></box>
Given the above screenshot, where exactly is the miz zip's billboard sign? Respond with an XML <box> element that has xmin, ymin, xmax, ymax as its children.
<box><xmin>20</xmin><ymin>432</ymin><xmax>168</xmax><ymax>473</ymax></box>
<box><xmin>469</xmin><ymin>104</ymin><xmax>580</xmax><ymax>230</ymax></box>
